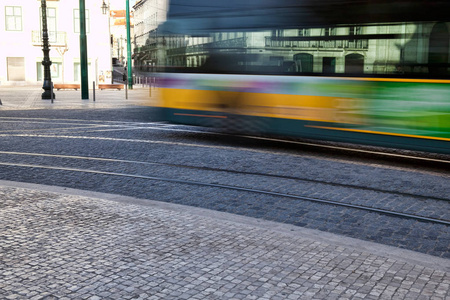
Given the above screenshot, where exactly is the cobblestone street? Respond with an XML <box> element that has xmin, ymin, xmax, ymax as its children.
<box><xmin>1</xmin><ymin>182</ymin><xmax>449</xmax><ymax>299</ymax></box>
<box><xmin>2</xmin><ymin>0</ymin><xmax>450</xmax><ymax>298</ymax></box>
<box><xmin>1</xmin><ymin>87</ymin><xmax>449</xmax><ymax>299</ymax></box>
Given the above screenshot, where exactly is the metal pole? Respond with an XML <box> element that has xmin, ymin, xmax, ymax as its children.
<box><xmin>108</xmin><ymin>0</ymin><xmax>113</xmax><ymax>84</ymax></box>
<box><xmin>126</xmin><ymin>0</ymin><xmax>133</xmax><ymax>89</ymax></box>
<box><xmin>93</xmin><ymin>81</ymin><xmax>96</xmax><ymax>101</ymax></box>
<box><xmin>41</xmin><ymin>0</ymin><xmax>55</xmax><ymax>100</ymax></box>
<box><xmin>79</xmin><ymin>0</ymin><xmax>89</xmax><ymax>99</ymax></box>
<box><xmin>50</xmin><ymin>82</ymin><xmax>54</xmax><ymax>103</ymax></box>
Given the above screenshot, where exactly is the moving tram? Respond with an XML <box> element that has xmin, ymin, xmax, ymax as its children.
<box><xmin>150</xmin><ymin>0</ymin><xmax>450</xmax><ymax>154</ymax></box>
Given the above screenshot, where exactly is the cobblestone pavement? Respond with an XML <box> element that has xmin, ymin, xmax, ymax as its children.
<box><xmin>0</xmin><ymin>85</ymin><xmax>153</xmax><ymax>110</ymax></box>
<box><xmin>1</xmin><ymin>181</ymin><xmax>449</xmax><ymax>300</ymax></box>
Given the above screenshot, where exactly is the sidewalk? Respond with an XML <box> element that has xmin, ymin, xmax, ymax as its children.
<box><xmin>1</xmin><ymin>180</ymin><xmax>449</xmax><ymax>300</ymax></box>
<box><xmin>0</xmin><ymin>85</ymin><xmax>155</xmax><ymax>110</ymax></box>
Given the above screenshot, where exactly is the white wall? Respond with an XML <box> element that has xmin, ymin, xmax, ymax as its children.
<box><xmin>0</xmin><ymin>0</ymin><xmax>112</xmax><ymax>85</ymax></box>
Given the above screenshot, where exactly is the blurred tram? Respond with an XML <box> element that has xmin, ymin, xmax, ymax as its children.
<box><xmin>151</xmin><ymin>0</ymin><xmax>450</xmax><ymax>154</ymax></box>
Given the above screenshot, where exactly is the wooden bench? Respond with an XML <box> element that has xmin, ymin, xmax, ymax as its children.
<box><xmin>98</xmin><ymin>84</ymin><xmax>124</xmax><ymax>90</ymax></box>
<box><xmin>54</xmin><ymin>83</ymin><xmax>80</xmax><ymax>91</ymax></box>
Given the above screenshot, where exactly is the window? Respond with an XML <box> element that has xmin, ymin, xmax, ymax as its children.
<box><xmin>272</xmin><ymin>30</ymin><xmax>283</xmax><ymax>37</ymax></box>
<box><xmin>298</xmin><ymin>29</ymin><xmax>310</xmax><ymax>37</ymax></box>
<box><xmin>40</xmin><ymin>7</ymin><xmax>57</xmax><ymax>42</ymax></box>
<box><xmin>74</xmin><ymin>9</ymin><xmax>90</xmax><ymax>33</ymax></box>
<box><xmin>349</xmin><ymin>26</ymin><xmax>362</xmax><ymax>36</ymax></box>
<box><xmin>7</xmin><ymin>57</ymin><xmax>25</xmax><ymax>81</ymax></box>
<box><xmin>324</xmin><ymin>27</ymin><xmax>336</xmax><ymax>36</ymax></box>
<box><xmin>349</xmin><ymin>26</ymin><xmax>362</xmax><ymax>45</ymax></box>
<box><xmin>5</xmin><ymin>6</ymin><xmax>22</xmax><ymax>31</ymax></box>
<box><xmin>74</xmin><ymin>62</ymin><xmax>92</xmax><ymax>82</ymax></box>
<box><xmin>47</xmin><ymin>8</ymin><xmax>57</xmax><ymax>42</ymax></box>
<box><xmin>36</xmin><ymin>61</ymin><xmax>62</xmax><ymax>81</ymax></box>
<box><xmin>323</xmin><ymin>57</ymin><xmax>336</xmax><ymax>74</ymax></box>
<box><xmin>294</xmin><ymin>53</ymin><xmax>313</xmax><ymax>72</ymax></box>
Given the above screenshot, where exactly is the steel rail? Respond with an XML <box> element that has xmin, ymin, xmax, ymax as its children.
<box><xmin>1</xmin><ymin>116</ymin><xmax>449</xmax><ymax>164</ymax></box>
<box><xmin>0</xmin><ymin>117</ymin><xmax>450</xmax><ymax>164</ymax></box>
<box><xmin>1</xmin><ymin>150</ymin><xmax>448</xmax><ymax>202</ymax></box>
<box><xmin>239</xmin><ymin>135</ymin><xmax>450</xmax><ymax>165</ymax></box>
<box><xmin>0</xmin><ymin>161</ymin><xmax>448</xmax><ymax>226</ymax></box>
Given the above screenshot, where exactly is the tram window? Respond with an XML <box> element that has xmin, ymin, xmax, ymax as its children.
<box><xmin>161</xmin><ymin>22</ymin><xmax>449</xmax><ymax>78</ymax></box>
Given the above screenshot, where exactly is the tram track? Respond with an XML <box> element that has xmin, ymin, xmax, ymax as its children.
<box><xmin>0</xmin><ymin>117</ymin><xmax>450</xmax><ymax>164</ymax></box>
<box><xmin>1</xmin><ymin>134</ymin><xmax>449</xmax><ymax>181</ymax></box>
<box><xmin>0</xmin><ymin>150</ymin><xmax>448</xmax><ymax>202</ymax></box>
<box><xmin>0</xmin><ymin>151</ymin><xmax>449</xmax><ymax>227</ymax></box>
<box><xmin>240</xmin><ymin>134</ymin><xmax>450</xmax><ymax>165</ymax></box>
<box><xmin>0</xmin><ymin>113</ymin><xmax>449</xmax><ymax>258</ymax></box>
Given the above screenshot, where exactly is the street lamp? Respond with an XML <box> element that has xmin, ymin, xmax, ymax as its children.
<box><xmin>101</xmin><ymin>0</ymin><xmax>108</xmax><ymax>15</ymax></box>
<box><xmin>41</xmin><ymin>0</ymin><xmax>55</xmax><ymax>99</ymax></box>
<box><xmin>102</xmin><ymin>0</ymin><xmax>113</xmax><ymax>83</ymax></box>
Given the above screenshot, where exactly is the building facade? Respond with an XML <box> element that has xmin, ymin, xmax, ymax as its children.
<box><xmin>109</xmin><ymin>8</ymin><xmax>134</xmax><ymax>66</ymax></box>
<box><xmin>162</xmin><ymin>23</ymin><xmax>449</xmax><ymax>77</ymax></box>
<box><xmin>132</xmin><ymin>0</ymin><xmax>168</xmax><ymax>71</ymax></box>
<box><xmin>0</xmin><ymin>0</ymin><xmax>112</xmax><ymax>86</ymax></box>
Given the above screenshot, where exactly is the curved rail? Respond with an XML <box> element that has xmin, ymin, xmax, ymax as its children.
<box><xmin>1</xmin><ymin>160</ymin><xmax>448</xmax><ymax>226</ymax></box>
<box><xmin>1</xmin><ymin>150</ymin><xmax>448</xmax><ymax>202</ymax></box>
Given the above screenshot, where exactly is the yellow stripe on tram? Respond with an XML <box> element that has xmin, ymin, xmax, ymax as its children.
<box><xmin>306</xmin><ymin>125</ymin><xmax>450</xmax><ymax>142</ymax></box>
<box><xmin>338</xmin><ymin>77</ymin><xmax>450</xmax><ymax>84</ymax></box>
<box><xmin>174</xmin><ymin>113</ymin><xmax>227</xmax><ymax>119</ymax></box>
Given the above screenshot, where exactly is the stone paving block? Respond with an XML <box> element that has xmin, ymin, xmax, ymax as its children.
<box><xmin>0</xmin><ymin>185</ymin><xmax>449</xmax><ymax>299</ymax></box>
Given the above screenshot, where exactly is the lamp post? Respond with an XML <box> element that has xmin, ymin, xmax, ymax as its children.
<box><xmin>79</xmin><ymin>0</ymin><xmax>89</xmax><ymax>99</ymax></box>
<box><xmin>41</xmin><ymin>0</ymin><xmax>55</xmax><ymax>99</ymax></box>
<box><xmin>126</xmin><ymin>0</ymin><xmax>133</xmax><ymax>89</ymax></box>
<box><xmin>101</xmin><ymin>0</ymin><xmax>108</xmax><ymax>14</ymax></box>
<box><xmin>102</xmin><ymin>0</ymin><xmax>113</xmax><ymax>84</ymax></box>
